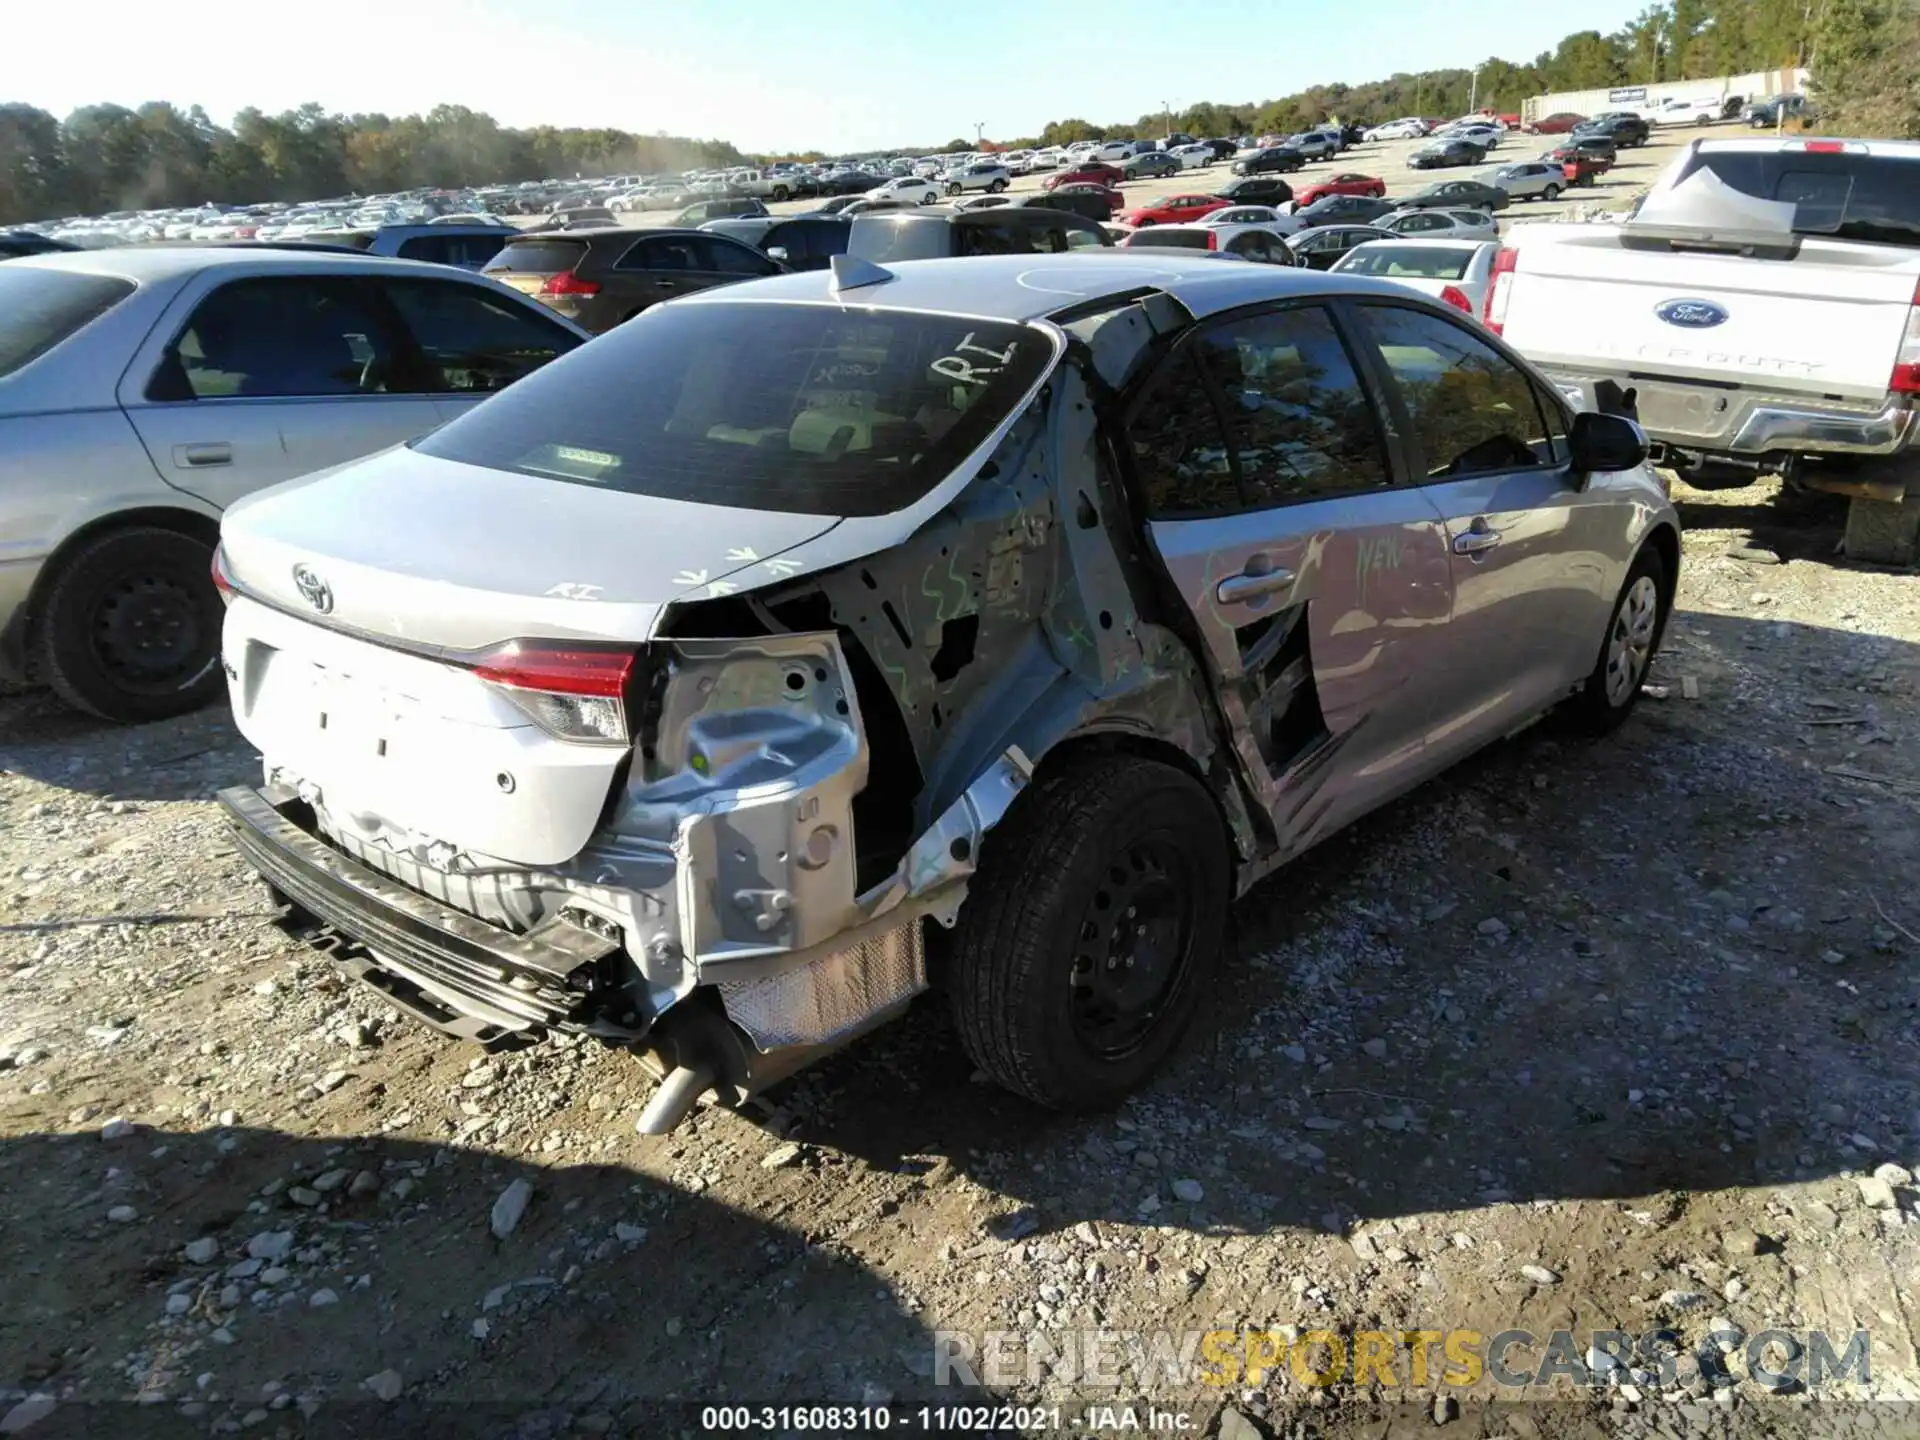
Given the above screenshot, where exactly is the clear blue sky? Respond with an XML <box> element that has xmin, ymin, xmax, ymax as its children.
<box><xmin>8</xmin><ymin>0</ymin><xmax>1658</xmax><ymax>153</ymax></box>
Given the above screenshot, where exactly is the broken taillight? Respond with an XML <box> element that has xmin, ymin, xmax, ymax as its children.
<box><xmin>471</xmin><ymin>641</ymin><xmax>637</xmax><ymax>744</ymax></box>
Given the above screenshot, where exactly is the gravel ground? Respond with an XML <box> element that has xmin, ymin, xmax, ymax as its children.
<box><xmin>1</xmin><ymin>479</ymin><xmax>1917</xmax><ymax>1439</ymax></box>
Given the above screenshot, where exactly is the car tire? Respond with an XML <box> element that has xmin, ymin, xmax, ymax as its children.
<box><xmin>1543</xmin><ymin>183</ymin><xmax>1561</xmax><ymax>201</ymax></box>
<box><xmin>1843</xmin><ymin>490</ymin><xmax>1920</xmax><ymax>565</ymax></box>
<box><xmin>1564</xmin><ymin>545</ymin><xmax>1669</xmax><ymax>735</ymax></box>
<box><xmin>772</xmin><ymin>186</ymin><xmax>790</xmax><ymax>202</ymax></box>
<box><xmin>946</xmin><ymin>752</ymin><xmax>1231</xmax><ymax>1111</ymax></box>
<box><xmin>990</xmin><ymin>179</ymin><xmax>1007</xmax><ymax>193</ymax></box>
<box><xmin>34</xmin><ymin>525</ymin><xmax>226</xmax><ymax>724</ymax></box>
<box><xmin>947</xmin><ymin>183</ymin><xmax>962</xmax><ymax>196</ymax></box>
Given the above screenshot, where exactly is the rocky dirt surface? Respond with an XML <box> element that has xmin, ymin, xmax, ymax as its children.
<box><xmin>1</xmin><ymin>478</ymin><xmax>1917</xmax><ymax>1440</ymax></box>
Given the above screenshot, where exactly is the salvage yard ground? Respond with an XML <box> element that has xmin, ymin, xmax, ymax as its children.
<box><xmin>1</xmin><ymin>494</ymin><xmax>1918</xmax><ymax>1430</ymax></box>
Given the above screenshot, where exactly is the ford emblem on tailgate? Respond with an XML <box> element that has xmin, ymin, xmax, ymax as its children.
<box><xmin>291</xmin><ymin>564</ymin><xmax>334</xmax><ymax>614</ymax></box>
<box><xmin>1655</xmin><ymin>298</ymin><xmax>1729</xmax><ymax>329</ymax></box>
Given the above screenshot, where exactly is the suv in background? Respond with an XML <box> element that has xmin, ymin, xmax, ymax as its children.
<box><xmin>314</xmin><ymin>223</ymin><xmax>516</xmax><ymax>271</ymax></box>
<box><xmin>1573</xmin><ymin>113</ymin><xmax>1651</xmax><ymax>147</ymax></box>
<box><xmin>847</xmin><ymin>207</ymin><xmax>1111</xmax><ymax>262</ymax></box>
<box><xmin>483</xmin><ymin>228</ymin><xmax>784</xmax><ymax>333</ymax></box>
<box><xmin>760</xmin><ymin>216</ymin><xmax>852</xmax><ymax>271</ymax></box>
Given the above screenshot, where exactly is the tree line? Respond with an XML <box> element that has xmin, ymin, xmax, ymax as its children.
<box><xmin>2</xmin><ymin>0</ymin><xmax>1915</xmax><ymax>226</ymax></box>
<box><xmin>1011</xmin><ymin>0</ymin><xmax>1914</xmax><ymax>147</ymax></box>
<box><xmin>0</xmin><ymin>101</ymin><xmax>748</xmax><ymax>225</ymax></box>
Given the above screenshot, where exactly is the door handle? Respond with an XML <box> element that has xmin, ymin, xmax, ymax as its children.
<box><xmin>174</xmin><ymin>442</ymin><xmax>232</xmax><ymax>468</ymax></box>
<box><xmin>1452</xmin><ymin>522</ymin><xmax>1500</xmax><ymax>556</ymax></box>
<box><xmin>1215</xmin><ymin>565</ymin><xmax>1297</xmax><ymax>605</ymax></box>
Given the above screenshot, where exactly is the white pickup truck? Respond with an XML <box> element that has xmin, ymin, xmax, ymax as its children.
<box><xmin>1486</xmin><ymin>137</ymin><xmax>1920</xmax><ymax>562</ymax></box>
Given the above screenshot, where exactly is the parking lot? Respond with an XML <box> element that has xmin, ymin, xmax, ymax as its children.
<box><xmin>2</xmin><ymin>463</ymin><xmax>1917</xmax><ymax>1435</ymax></box>
<box><xmin>588</xmin><ymin>127</ymin><xmax>1694</xmax><ymax>236</ymax></box>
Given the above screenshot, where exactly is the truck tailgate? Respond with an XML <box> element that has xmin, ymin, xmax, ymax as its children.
<box><xmin>1500</xmin><ymin>229</ymin><xmax>1919</xmax><ymax>403</ymax></box>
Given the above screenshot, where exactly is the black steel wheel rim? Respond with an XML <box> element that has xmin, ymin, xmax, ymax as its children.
<box><xmin>92</xmin><ymin>573</ymin><xmax>206</xmax><ymax>692</ymax></box>
<box><xmin>1068</xmin><ymin>832</ymin><xmax>1199</xmax><ymax>1059</ymax></box>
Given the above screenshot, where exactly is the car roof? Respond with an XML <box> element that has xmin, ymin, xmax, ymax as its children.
<box><xmin>1348</xmin><ymin>237</ymin><xmax>1488</xmax><ymax>252</ymax></box>
<box><xmin>676</xmin><ymin>251</ymin><xmax>1416</xmax><ymax>323</ymax></box>
<box><xmin>0</xmin><ymin>244</ymin><xmax>480</xmax><ymax>284</ymax></box>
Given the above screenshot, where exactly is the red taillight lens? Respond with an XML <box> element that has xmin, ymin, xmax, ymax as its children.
<box><xmin>539</xmin><ymin>271</ymin><xmax>601</xmax><ymax>297</ymax></box>
<box><xmin>1207</xmin><ymin>231</ymin><xmax>1220</xmax><ymax>249</ymax></box>
<box><xmin>1439</xmin><ymin>285</ymin><xmax>1473</xmax><ymax>313</ymax></box>
<box><xmin>1892</xmin><ymin>283</ymin><xmax>1920</xmax><ymax>394</ymax></box>
<box><xmin>472</xmin><ymin>641</ymin><xmax>637</xmax><ymax>744</ymax></box>
<box><xmin>1484</xmin><ymin>245</ymin><xmax>1518</xmax><ymax>333</ymax></box>
<box><xmin>1798</xmin><ymin>140</ymin><xmax>1849</xmax><ymax>153</ymax></box>
<box><xmin>210</xmin><ymin>545</ymin><xmax>237</xmax><ymax>606</ymax></box>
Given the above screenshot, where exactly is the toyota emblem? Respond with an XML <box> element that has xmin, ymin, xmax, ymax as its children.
<box><xmin>291</xmin><ymin>564</ymin><xmax>334</xmax><ymax>614</ymax></box>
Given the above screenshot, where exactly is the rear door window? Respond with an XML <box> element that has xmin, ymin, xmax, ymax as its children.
<box><xmin>395</xmin><ymin>235</ymin><xmax>453</xmax><ymax>265</ymax></box>
<box><xmin>699</xmin><ymin>237</ymin><xmax>781</xmax><ymax>275</ymax></box>
<box><xmin>1192</xmin><ymin>305</ymin><xmax>1393</xmax><ymax>507</ymax></box>
<box><xmin>150</xmin><ymin>276</ymin><xmax>412</xmax><ymax>401</ymax></box>
<box><xmin>379</xmin><ymin>278</ymin><xmax>582</xmax><ymax>394</ymax></box>
<box><xmin>620</xmin><ymin>235</ymin><xmax>703</xmax><ymax>271</ymax></box>
<box><xmin>0</xmin><ymin>269</ymin><xmax>134</xmax><ymax>378</ymax></box>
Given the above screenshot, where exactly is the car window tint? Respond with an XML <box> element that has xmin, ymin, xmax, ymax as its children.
<box><xmin>623</xmin><ymin>236</ymin><xmax>700</xmax><ymax>271</ymax></box>
<box><xmin>381</xmin><ymin>278</ymin><xmax>580</xmax><ymax>394</ymax></box>
<box><xmin>1125</xmin><ymin>349</ymin><xmax>1238</xmax><ymax>517</ymax></box>
<box><xmin>702</xmin><ymin>237</ymin><xmax>778</xmax><ymax>275</ymax></box>
<box><xmin>1357</xmin><ymin>305</ymin><xmax>1554</xmax><ymax>477</ymax></box>
<box><xmin>1192</xmin><ymin>305</ymin><xmax>1391</xmax><ymax>507</ymax></box>
<box><xmin>396</xmin><ymin>236</ymin><xmax>449</xmax><ymax>264</ymax></box>
<box><xmin>0</xmin><ymin>269</ymin><xmax>133</xmax><ymax>379</ymax></box>
<box><xmin>162</xmin><ymin>277</ymin><xmax>404</xmax><ymax>400</ymax></box>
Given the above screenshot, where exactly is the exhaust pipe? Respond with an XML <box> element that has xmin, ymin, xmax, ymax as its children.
<box><xmin>635</xmin><ymin>1062</ymin><xmax>715</xmax><ymax>1134</ymax></box>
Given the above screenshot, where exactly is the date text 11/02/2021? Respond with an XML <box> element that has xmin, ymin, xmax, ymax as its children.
<box><xmin>700</xmin><ymin>1405</ymin><xmax>1195</xmax><ymax>1432</ymax></box>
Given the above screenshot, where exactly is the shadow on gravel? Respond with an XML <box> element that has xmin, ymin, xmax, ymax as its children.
<box><xmin>784</xmin><ymin>607</ymin><xmax>1918</xmax><ymax>1247</ymax></box>
<box><xmin>1670</xmin><ymin>485</ymin><xmax>1849</xmax><ymax>564</ymax></box>
<box><xmin>0</xmin><ymin>1123</ymin><xmax>971</xmax><ymax>1436</ymax></box>
<box><xmin>0</xmin><ymin>687</ymin><xmax>255</xmax><ymax>804</ymax></box>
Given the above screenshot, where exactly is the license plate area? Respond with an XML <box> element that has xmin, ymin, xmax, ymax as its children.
<box><xmin>1631</xmin><ymin>382</ymin><xmax>1737</xmax><ymax>442</ymax></box>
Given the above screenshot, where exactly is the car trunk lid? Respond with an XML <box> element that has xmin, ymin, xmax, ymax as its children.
<box><xmin>219</xmin><ymin>447</ymin><xmax>841</xmax><ymax>868</ymax></box>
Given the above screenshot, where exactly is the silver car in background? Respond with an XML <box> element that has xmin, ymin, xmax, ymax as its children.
<box><xmin>212</xmin><ymin>252</ymin><xmax>1678</xmax><ymax>1132</ymax></box>
<box><xmin>0</xmin><ymin>248</ymin><xmax>587</xmax><ymax>721</ymax></box>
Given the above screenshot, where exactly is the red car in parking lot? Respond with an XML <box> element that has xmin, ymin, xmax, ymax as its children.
<box><xmin>1291</xmin><ymin>173</ymin><xmax>1387</xmax><ymax>207</ymax></box>
<box><xmin>1545</xmin><ymin>144</ymin><xmax>1612</xmax><ymax>182</ymax></box>
<box><xmin>1044</xmin><ymin>163</ymin><xmax>1124</xmax><ymax>191</ymax></box>
<box><xmin>1526</xmin><ymin>111</ymin><xmax>1589</xmax><ymax>134</ymax></box>
<box><xmin>1119</xmin><ymin>193</ymin><xmax>1231</xmax><ymax>227</ymax></box>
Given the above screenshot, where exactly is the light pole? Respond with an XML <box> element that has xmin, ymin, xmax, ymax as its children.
<box><xmin>1162</xmin><ymin>99</ymin><xmax>1173</xmax><ymax>138</ymax></box>
<box><xmin>1468</xmin><ymin>65</ymin><xmax>1482</xmax><ymax>115</ymax></box>
<box><xmin>973</xmin><ymin>121</ymin><xmax>986</xmax><ymax>147</ymax></box>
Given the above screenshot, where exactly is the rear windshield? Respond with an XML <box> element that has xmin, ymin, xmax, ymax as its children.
<box><xmin>1671</xmin><ymin>149</ymin><xmax>1920</xmax><ymax>245</ymax></box>
<box><xmin>1337</xmin><ymin>246</ymin><xmax>1473</xmax><ymax>279</ymax></box>
<box><xmin>1123</xmin><ymin>230</ymin><xmax>1212</xmax><ymax>250</ymax></box>
<box><xmin>412</xmin><ymin>300</ymin><xmax>1055</xmax><ymax>517</ymax></box>
<box><xmin>0</xmin><ymin>269</ymin><xmax>134</xmax><ymax>378</ymax></box>
<box><xmin>485</xmin><ymin>239</ymin><xmax>589</xmax><ymax>273</ymax></box>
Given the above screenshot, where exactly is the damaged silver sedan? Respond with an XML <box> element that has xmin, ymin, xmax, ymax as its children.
<box><xmin>213</xmin><ymin>252</ymin><xmax>1678</xmax><ymax>1131</ymax></box>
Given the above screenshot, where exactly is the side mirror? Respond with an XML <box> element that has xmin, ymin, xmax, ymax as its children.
<box><xmin>1568</xmin><ymin>410</ymin><xmax>1649</xmax><ymax>474</ymax></box>
<box><xmin>767</xmin><ymin>246</ymin><xmax>789</xmax><ymax>263</ymax></box>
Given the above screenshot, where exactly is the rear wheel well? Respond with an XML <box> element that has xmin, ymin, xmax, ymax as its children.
<box><xmin>13</xmin><ymin>507</ymin><xmax>220</xmax><ymax>682</ymax></box>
